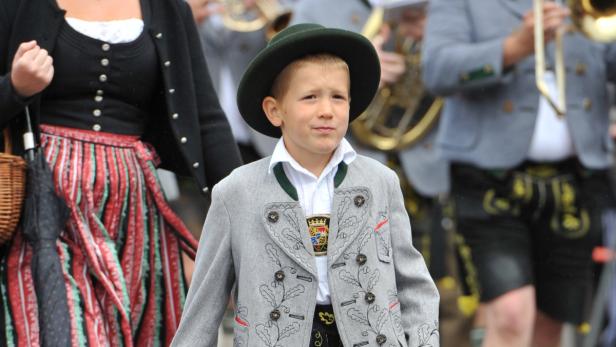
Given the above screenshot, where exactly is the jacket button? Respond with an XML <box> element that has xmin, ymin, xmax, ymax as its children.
<box><xmin>267</xmin><ymin>211</ymin><xmax>279</xmax><ymax>223</ymax></box>
<box><xmin>356</xmin><ymin>253</ymin><xmax>367</xmax><ymax>265</ymax></box>
<box><xmin>354</xmin><ymin>195</ymin><xmax>365</xmax><ymax>207</ymax></box>
<box><xmin>274</xmin><ymin>270</ymin><xmax>285</xmax><ymax>281</ymax></box>
<box><xmin>376</xmin><ymin>334</ymin><xmax>387</xmax><ymax>345</ymax></box>
<box><xmin>269</xmin><ymin>309</ymin><xmax>281</xmax><ymax>321</ymax></box>
<box><xmin>365</xmin><ymin>292</ymin><xmax>375</xmax><ymax>304</ymax></box>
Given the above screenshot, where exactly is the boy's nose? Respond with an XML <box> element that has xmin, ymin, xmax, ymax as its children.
<box><xmin>318</xmin><ymin>100</ymin><xmax>335</xmax><ymax>118</ymax></box>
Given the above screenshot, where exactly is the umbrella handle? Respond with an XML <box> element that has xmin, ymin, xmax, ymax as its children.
<box><xmin>23</xmin><ymin>106</ymin><xmax>35</xmax><ymax>161</ymax></box>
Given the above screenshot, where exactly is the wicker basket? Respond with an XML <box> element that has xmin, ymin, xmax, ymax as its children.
<box><xmin>0</xmin><ymin>129</ymin><xmax>26</xmax><ymax>245</ymax></box>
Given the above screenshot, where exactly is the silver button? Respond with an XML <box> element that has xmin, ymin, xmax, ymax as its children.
<box><xmin>101</xmin><ymin>43</ymin><xmax>110</xmax><ymax>51</ymax></box>
<box><xmin>93</xmin><ymin>124</ymin><xmax>102</xmax><ymax>132</ymax></box>
<box><xmin>171</xmin><ymin>113</ymin><xmax>179</xmax><ymax>119</ymax></box>
<box><xmin>96</xmin><ymin>90</ymin><xmax>104</xmax><ymax>96</ymax></box>
<box><xmin>99</xmin><ymin>74</ymin><xmax>107</xmax><ymax>82</ymax></box>
<box><xmin>202</xmin><ymin>187</ymin><xmax>209</xmax><ymax>193</ymax></box>
<box><xmin>156</xmin><ymin>32</ymin><xmax>163</xmax><ymax>39</ymax></box>
<box><xmin>168</xmin><ymin>88</ymin><xmax>175</xmax><ymax>94</ymax></box>
<box><xmin>180</xmin><ymin>137</ymin><xmax>187</xmax><ymax>144</ymax></box>
<box><xmin>94</xmin><ymin>95</ymin><xmax>103</xmax><ymax>102</ymax></box>
<box><xmin>164</xmin><ymin>61</ymin><xmax>171</xmax><ymax>67</ymax></box>
<box><xmin>193</xmin><ymin>162</ymin><xmax>200</xmax><ymax>168</ymax></box>
<box><xmin>101</xmin><ymin>58</ymin><xmax>109</xmax><ymax>67</ymax></box>
<box><xmin>93</xmin><ymin>109</ymin><xmax>102</xmax><ymax>117</ymax></box>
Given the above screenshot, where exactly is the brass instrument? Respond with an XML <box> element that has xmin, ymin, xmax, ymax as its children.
<box><xmin>534</xmin><ymin>0</ymin><xmax>616</xmax><ymax>116</ymax></box>
<box><xmin>219</xmin><ymin>0</ymin><xmax>292</xmax><ymax>39</ymax></box>
<box><xmin>351</xmin><ymin>8</ymin><xmax>443</xmax><ymax>152</ymax></box>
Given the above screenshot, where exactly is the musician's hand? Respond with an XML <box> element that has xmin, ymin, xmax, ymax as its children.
<box><xmin>372</xmin><ymin>25</ymin><xmax>406</xmax><ymax>88</ymax></box>
<box><xmin>10</xmin><ymin>41</ymin><xmax>54</xmax><ymax>98</ymax></box>
<box><xmin>503</xmin><ymin>2</ymin><xmax>569</xmax><ymax>67</ymax></box>
<box><xmin>188</xmin><ymin>0</ymin><xmax>222</xmax><ymax>24</ymax></box>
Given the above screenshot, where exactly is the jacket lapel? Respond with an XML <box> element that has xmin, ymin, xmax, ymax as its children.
<box><xmin>262</xmin><ymin>166</ymin><xmax>317</xmax><ymax>277</ymax></box>
<box><xmin>328</xmin><ymin>163</ymin><xmax>373</xmax><ymax>264</ymax></box>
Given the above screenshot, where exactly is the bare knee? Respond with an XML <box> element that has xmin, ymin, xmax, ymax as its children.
<box><xmin>486</xmin><ymin>287</ymin><xmax>536</xmax><ymax>339</ymax></box>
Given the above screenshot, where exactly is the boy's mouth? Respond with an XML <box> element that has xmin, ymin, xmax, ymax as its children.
<box><xmin>313</xmin><ymin>126</ymin><xmax>335</xmax><ymax>134</ymax></box>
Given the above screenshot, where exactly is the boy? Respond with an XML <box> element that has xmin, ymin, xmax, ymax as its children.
<box><xmin>171</xmin><ymin>23</ymin><xmax>439</xmax><ymax>347</ymax></box>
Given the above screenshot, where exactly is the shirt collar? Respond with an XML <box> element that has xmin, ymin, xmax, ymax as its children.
<box><xmin>268</xmin><ymin>137</ymin><xmax>356</xmax><ymax>179</ymax></box>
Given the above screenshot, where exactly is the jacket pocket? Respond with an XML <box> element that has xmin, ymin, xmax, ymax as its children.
<box><xmin>374</xmin><ymin>213</ymin><xmax>392</xmax><ymax>263</ymax></box>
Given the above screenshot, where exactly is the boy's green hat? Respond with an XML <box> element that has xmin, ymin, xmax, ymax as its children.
<box><xmin>237</xmin><ymin>23</ymin><xmax>381</xmax><ymax>138</ymax></box>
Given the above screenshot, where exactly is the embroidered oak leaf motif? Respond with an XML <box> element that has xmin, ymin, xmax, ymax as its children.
<box><xmin>370</xmin><ymin>305</ymin><xmax>388</xmax><ymax>333</ymax></box>
<box><xmin>339</xmin><ymin>270</ymin><xmax>362</xmax><ymax>287</ymax></box>
<box><xmin>364</xmin><ymin>268</ymin><xmax>381</xmax><ymax>292</ymax></box>
<box><xmin>278</xmin><ymin>322</ymin><xmax>301</xmax><ymax>340</ymax></box>
<box><xmin>281</xmin><ymin>228</ymin><xmax>304</xmax><ymax>251</ymax></box>
<box><xmin>283</xmin><ymin>284</ymin><xmax>305</xmax><ymax>301</ymax></box>
<box><xmin>336</xmin><ymin>196</ymin><xmax>351</xmax><ymax>221</ymax></box>
<box><xmin>357</xmin><ymin>226</ymin><xmax>372</xmax><ymax>252</ymax></box>
<box><xmin>347</xmin><ymin>308</ymin><xmax>370</xmax><ymax>327</ymax></box>
<box><xmin>260</xmin><ymin>285</ymin><xmax>277</xmax><ymax>308</ymax></box>
<box><xmin>266</xmin><ymin>244</ymin><xmax>281</xmax><ymax>267</ymax></box>
<box><xmin>256</xmin><ymin>322</ymin><xmax>277</xmax><ymax>347</ymax></box>
<box><xmin>284</xmin><ymin>209</ymin><xmax>300</xmax><ymax>232</ymax></box>
<box><xmin>417</xmin><ymin>322</ymin><xmax>440</xmax><ymax>347</ymax></box>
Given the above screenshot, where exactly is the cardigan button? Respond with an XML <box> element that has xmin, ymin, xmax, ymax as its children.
<box><xmin>171</xmin><ymin>113</ymin><xmax>179</xmax><ymax>119</ymax></box>
<box><xmin>94</xmin><ymin>95</ymin><xmax>103</xmax><ymax>103</ymax></box>
<box><xmin>101</xmin><ymin>58</ymin><xmax>109</xmax><ymax>67</ymax></box>
<box><xmin>202</xmin><ymin>187</ymin><xmax>209</xmax><ymax>193</ymax></box>
<box><xmin>99</xmin><ymin>74</ymin><xmax>108</xmax><ymax>83</ymax></box>
<box><xmin>354</xmin><ymin>195</ymin><xmax>365</xmax><ymax>207</ymax></box>
<box><xmin>267</xmin><ymin>211</ymin><xmax>279</xmax><ymax>223</ymax></box>
<box><xmin>96</xmin><ymin>89</ymin><xmax>104</xmax><ymax>96</ymax></box>
<box><xmin>356</xmin><ymin>253</ymin><xmax>367</xmax><ymax>266</ymax></box>
<box><xmin>192</xmin><ymin>162</ymin><xmax>200</xmax><ymax>169</ymax></box>
<box><xmin>274</xmin><ymin>270</ymin><xmax>285</xmax><ymax>281</ymax></box>
<box><xmin>365</xmin><ymin>292</ymin><xmax>375</xmax><ymax>304</ymax></box>
<box><xmin>92</xmin><ymin>124</ymin><xmax>102</xmax><ymax>132</ymax></box>
<box><xmin>164</xmin><ymin>60</ymin><xmax>171</xmax><ymax>67</ymax></box>
<box><xmin>269</xmin><ymin>309</ymin><xmax>281</xmax><ymax>321</ymax></box>
<box><xmin>101</xmin><ymin>43</ymin><xmax>110</xmax><ymax>51</ymax></box>
<box><xmin>180</xmin><ymin>137</ymin><xmax>187</xmax><ymax>144</ymax></box>
<box><xmin>168</xmin><ymin>88</ymin><xmax>176</xmax><ymax>94</ymax></box>
<box><xmin>93</xmin><ymin>109</ymin><xmax>102</xmax><ymax>117</ymax></box>
<box><xmin>376</xmin><ymin>334</ymin><xmax>387</xmax><ymax>345</ymax></box>
<box><xmin>156</xmin><ymin>32</ymin><xmax>163</xmax><ymax>39</ymax></box>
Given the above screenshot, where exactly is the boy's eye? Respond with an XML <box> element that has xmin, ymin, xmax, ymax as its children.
<box><xmin>334</xmin><ymin>94</ymin><xmax>348</xmax><ymax>101</ymax></box>
<box><xmin>302</xmin><ymin>95</ymin><xmax>317</xmax><ymax>100</ymax></box>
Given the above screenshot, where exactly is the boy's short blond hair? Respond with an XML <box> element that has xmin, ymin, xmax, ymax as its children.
<box><xmin>270</xmin><ymin>53</ymin><xmax>350</xmax><ymax>99</ymax></box>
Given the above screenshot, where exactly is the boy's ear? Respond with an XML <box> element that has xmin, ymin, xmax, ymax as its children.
<box><xmin>262</xmin><ymin>96</ymin><xmax>283</xmax><ymax>128</ymax></box>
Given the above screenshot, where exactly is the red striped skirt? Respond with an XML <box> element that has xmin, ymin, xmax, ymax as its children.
<box><xmin>1</xmin><ymin>125</ymin><xmax>198</xmax><ymax>347</ymax></box>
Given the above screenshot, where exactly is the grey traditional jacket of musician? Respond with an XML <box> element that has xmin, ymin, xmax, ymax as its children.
<box><xmin>171</xmin><ymin>156</ymin><xmax>440</xmax><ymax>347</ymax></box>
<box><xmin>290</xmin><ymin>0</ymin><xmax>450</xmax><ymax>196</ymax></box>
<box><xmin>423</xmin><ymin>0</ymin><xmax>616</xmax><ymax>169</ymax></box>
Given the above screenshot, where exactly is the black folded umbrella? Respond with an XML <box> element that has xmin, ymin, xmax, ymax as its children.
<box><xmin>21</xmin><ymin>106</ymin><xmax>71</xmax><ymax>347</ymax></box>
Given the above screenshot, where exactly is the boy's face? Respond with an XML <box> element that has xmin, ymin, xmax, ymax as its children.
<box><xmin>264</xmin><ymin>61</ymin><xmax>350</xmax><ymax>165</ymax></box>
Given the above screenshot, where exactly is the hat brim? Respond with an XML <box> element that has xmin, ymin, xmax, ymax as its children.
<box><xmin>237</xmin><ymin>26</ymin><xmax>381</xmax><ymax>138</ymax></box>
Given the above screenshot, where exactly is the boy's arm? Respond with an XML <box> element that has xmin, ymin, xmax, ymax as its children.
<box><xmin>171</xmin><ymin>184</ymin><xmax>235</xmax><ymax>347</ymax></box>
<box><xmin>388</xmin><ymin>171</ymin><xmax>440</xmax><ymax>347</ymax></box>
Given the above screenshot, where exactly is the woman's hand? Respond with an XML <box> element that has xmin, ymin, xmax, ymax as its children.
<box><xmin>10</xmin><ymin>41</ymin><xmax>54</xmax><ymax>98</ymax></box>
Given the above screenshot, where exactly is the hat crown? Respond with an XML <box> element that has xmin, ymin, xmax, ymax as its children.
<box><xmin>269</xmin><ymin>23</ymin><xmax>325</xmax><ymax>46</ymax></box>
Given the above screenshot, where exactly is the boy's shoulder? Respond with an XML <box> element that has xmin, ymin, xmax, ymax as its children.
<box><xmin>214</xmin><ymin>157</ymin><xmax>271</xmax><ymax>193</ymax></box>
<box><xmin>347</xmin><ymin>154</ymin><xmax>398</xmax><ymax>189</ymax></box>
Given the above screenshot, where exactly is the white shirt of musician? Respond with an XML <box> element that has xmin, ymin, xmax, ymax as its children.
<box><xmin>269</xmin><ymin>137</ymin><xmax>356</xmax><ymax>305</ymax></box>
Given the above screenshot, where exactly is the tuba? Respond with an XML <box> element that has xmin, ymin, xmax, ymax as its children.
<box><xmin>219</xmin><ymin>0</ymin><xmax>293</xmax><ymax>40</ymax></box>
<box><xmin>351</xmin><ymin>7</ymin><xmax>442</xmax><ymax>152</ymax></box>
<box><xmin>534</xmin><ymin>0</ymin><xmax>616</xmax><ymax>116</ymax></box>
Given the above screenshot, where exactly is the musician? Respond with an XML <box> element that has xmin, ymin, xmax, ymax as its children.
<box><xmin>423</xmin><ymin>1</ymin><xmax>616</xmax><ymax>346</ymax></box>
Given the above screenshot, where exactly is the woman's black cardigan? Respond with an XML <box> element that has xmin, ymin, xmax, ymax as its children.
<box><xmin>0</xmin><ymin>0</ymin><xmax>242</xmax><ymax>193</ymax></box>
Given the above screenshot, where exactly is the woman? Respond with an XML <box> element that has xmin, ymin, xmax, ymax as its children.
<box><xmin>0</xmin><ymin>0</ymin><xmax>242</xmax><ymax>344</ymax></box>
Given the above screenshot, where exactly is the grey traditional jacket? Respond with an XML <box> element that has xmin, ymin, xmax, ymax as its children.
<box><xmin>290</xmin><ymin>0</ymin><xmax>450</xmax><ymax>196</ymax></box>
<box><xmin>422</xmin><ymin>0</ymin><xmax>616</xmax><ymax>170</ymax></box>
<box><xmin>171</xmin><ymin>156</ymin><xmax>440</xmax><ymax>347</ymax></box>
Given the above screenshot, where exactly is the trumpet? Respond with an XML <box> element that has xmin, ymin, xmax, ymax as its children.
<box><xmin>534</xmin><ymin>0</ymin><xmax>616</xmax><ymax>116</ymax></box>
<box><xmin>218</xmin><ymin>0</ymin><xmax>292</xmax><ymax>40</ymax></box>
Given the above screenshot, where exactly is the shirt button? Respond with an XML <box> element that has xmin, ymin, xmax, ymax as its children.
<box><xmin>101</xmin><ymin>58</ymin><xmax>109</xmax><ymax>67</ymax></box>
<box><xmin>96</xmin><ymin>89</ymin><xmax>104</xmax><ymax>96</ymax></box>
<box><xmin>92</xmin><ymin>124</ymin><xmax>102</xmax><ymax>132</ymax></box>
<box><xmin>94</xmin><ymin>95</ymin><xmax>103</xmax><ymax>103</ymax></box>
<box><xmin>192</xmin><ymin>162</ymin><xmax>200</xmax><ymax>168</ymax></box>
<box><xmin>269</xmin><ymin>309</ymin><xmax>281</xmax><ymax>321</ymax></box>
<box><xmin>93</xmin><ymin>109</ymin><xmax>102</xmax><ymax>117</ymax></box>
<box><xmin>101</xmin><ymin>43</ymin><xmax>110</xmax><ymax>51</ymax></box>
<box><xmin>99</xmin><ymin>74</ymin><xmax>108</xmax><ymax>83</ymax></box>
<box><xmin>180</xmin><ymin>137</ymin><xmax>187</xmax><ymax>144</ymax></box>
<box><xmin>171</xmin><ymin>113</ymin><xmax>179</xmax><ymax>119</ymax></box>
<box><xmin>274</xmin><ymin>270</ymin><xmax>285</xmax><ymax>281</ymax></box>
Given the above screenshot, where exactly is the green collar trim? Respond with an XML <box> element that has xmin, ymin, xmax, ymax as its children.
<box><xmin>334</xmin><ymin>162</ymin><xmax>348</xmax><ymax>188</ymax></box>
<box><xmin>274</xmin><ymin>162</ymin><xmax>298</xmax><ymax>201</ymax></box>
<box><xmin>273</xmin><ymin>161</ymin><xmax>349</xmax><ymax>201</ymax></box>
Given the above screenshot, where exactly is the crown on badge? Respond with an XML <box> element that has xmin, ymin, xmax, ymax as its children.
<box><xmin>307</xmin><ymin>216</ymin><xmax>329</xmax><ymax>227</ymax></box>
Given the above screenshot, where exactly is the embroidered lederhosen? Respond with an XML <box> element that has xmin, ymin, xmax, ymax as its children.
<box><xmin>306</xmin><ymin>215</ymin><xmax>343</xmax><ymax>347</ymax></box>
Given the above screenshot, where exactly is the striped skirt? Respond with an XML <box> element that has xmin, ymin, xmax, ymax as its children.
<box><xmin>1</xmin><ymin>125</ymin><xmax>198</xmax><ymax>346</ymax></box>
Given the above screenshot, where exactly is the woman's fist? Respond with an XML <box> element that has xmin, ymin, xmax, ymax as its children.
<box><xmin>10</xmin><ymin>40</ymin><xmax>54</xmax><ymax>98</ymax></box>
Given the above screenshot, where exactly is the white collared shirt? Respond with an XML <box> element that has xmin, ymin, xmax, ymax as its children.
<box><xmin>268</xmin><ymin>137</ymin><xmax>357</xmax><ymax>304</ymax></box>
